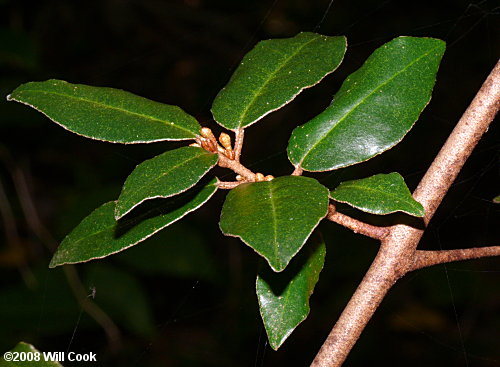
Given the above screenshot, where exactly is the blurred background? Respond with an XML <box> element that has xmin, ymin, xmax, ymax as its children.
<box><xmin>0</xmin><ymin>0</ymin><xmax>498</xmax><ymax>366</ymax></box>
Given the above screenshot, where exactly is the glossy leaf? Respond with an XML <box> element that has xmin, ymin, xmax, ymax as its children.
<box><xmin>256</xmin><ymin>233</ymin><xmax>325</xmax><ymax>350</ymax></box>
<box><xmin>331</xmin><ymin>172</ymin><xmax>424</xmax><ymax>216</ymax></box>
<box><xmin>1</xmin><ymin>342</ymin><xmax>63</xmax><ymax>367</ymax></box>
<box><xmin>288</xmin><ymin>37</ymin><xmax>446</xmax><ymax>171</ymax></box>
<box><xmin>49</xmin><ymin>179</ymin><xmax>217</xmax><ymax>267</ymax></box>
<box><xmin>7</xmin><ymin>79</ymin><xmax>200</xmax><ymax>143</ymax></box>
<box><xmin>219</xmin><ymin>176</ymin><xmax>329</xmax><ymax>272</ymax></box>
<box><xmin>115</xmin><ymin>146</ymin><xmax>217</xmax><ymax>219</ymax></box>
<box><xmin>212</xmin><ymin>32</ymin><xmax>347</xmax><ymax>130</ymax></box>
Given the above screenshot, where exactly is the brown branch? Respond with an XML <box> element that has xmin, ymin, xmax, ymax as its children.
<box><xmin>326</xmin><ymin>204</ymin><xmax>389</xmax><ymax>240</ymax></box>
<box><xmin>217</xmin><ymin>152</ymin><xmax>256</xmax><ymax>181</ymax></box>
<box><xmin>234</xmin><ymin>128</ymin><xmax>244</xmax><ymax>162</ymax></box>
<box><xmin>311</xmin><ymin>59</ymin><xmax>500</xmax><ymax>367</ymax></box>
<box><xmin>411</xmin><ymin>246</ymin><xmax>500</xmax><ymax>271</ymax></box>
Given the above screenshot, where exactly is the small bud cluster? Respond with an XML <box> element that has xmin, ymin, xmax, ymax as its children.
<box><xmin>196</xmin><ymin>127</ymin><xmax>274</xmax><ymax>183</ymax></box>
<box><xmin>195</xmin><ymin>128</ymin><xmax>235</xmax><ymax>160</ymax></box>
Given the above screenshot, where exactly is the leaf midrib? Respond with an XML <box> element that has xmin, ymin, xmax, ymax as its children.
<box><xmin>267</xmin><ymin>183</ymin><xmax>280</xmax><ymax>266</ymax></box>
<box><xmin>237</xmin><ymin>35</ymin><xmax>321</xmax><ymax>127</ymax></box>
<box><xmin>16</xmin><ymin>88</ymin><xmax>197</xmax><ymax>137</ymax></box>
<box><xmin>299</xmin><ymin>44</ymin><xmax>441</xmax><ymax>165</ymax></box>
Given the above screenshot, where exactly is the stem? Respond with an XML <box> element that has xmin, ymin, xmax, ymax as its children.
<box><xmin>217</xmin><ymin>180</ymin><xmax>243</xmax><ymax>189</ymax></box>
<box><xmin>218</xmin><ymin>152</ymin><xmax>256</xmax><ymax>181</ymax></box>
<box><xmin>292</xmin><ymin>165</ymin><xmax>303</xmax><ymax>176</ymax></box>
<box><xmin>311</xmin><ymin>58</ymin><xmax>500</xmax><ymax>367</ymax></box>
<box><xmin>411</xmin><ymin>246</ymin><xmax>500</xmax><ymax>271</ymax></box>
<box><xmin>327</xmin><ymin>204</ymin><xmax>389</xmax><ymax>240</ymax></box>
<box><xmin>234</xmin><ymin>128</ymin><xmax>245</xmax><ymax>161</ymax></box>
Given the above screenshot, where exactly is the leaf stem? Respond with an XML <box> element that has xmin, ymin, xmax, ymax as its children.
<box><xmin>311</xmin><ymin>58</ymin><xmax>500</xmax><ymax>367</ymax></box>
<box><xmin>326</xmin><ymin>204</ymin><xmax>388</xmax><ymax>240</ymax></box>
<box><xmin>234</xmin><ymin>128</ymin><xmax>245</xmax><ymax>162</ymax></box>
<box><xmin>216</xmin><ymin>180</ymin><xmax>243</xmax><ymax>189</ymax></box>
<box><xmin>291</xmin><ymin>166</ymin><xmax>303</xmax><ymax>176</ymax></box>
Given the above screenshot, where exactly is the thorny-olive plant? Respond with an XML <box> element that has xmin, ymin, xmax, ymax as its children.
<box><xmin>6</xmin><ymin>32</ymin><xmax>500</xmax><ymax>366</ymax></box>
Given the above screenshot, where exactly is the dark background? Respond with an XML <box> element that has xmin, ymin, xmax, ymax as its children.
<box><xmin>0</xmin><ymin>0</ymin><xmax>499</xmax><ymax>366</ymax></box>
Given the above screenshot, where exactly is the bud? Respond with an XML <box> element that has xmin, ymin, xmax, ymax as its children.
<box><xmin>217</xmin><ymin>145</ymin><xmax>226</xmax><ymax>155</ymax></box>
<box><xmin>265</xmin><ymin>175</ymin><xmax>274</xmax><ymax>181</ymax></box>
<box><xmin>255</xmin><ymin>173</ymin><xmax>265</xmax><ymax>182</ymax></box>
<box><xmin>200</xmin><ymin>127</ymin><xmax>216</xmax><ymax>141</ymax></box>
<box><xmin>236</xmin><ymin>175</ymin><xmax>244</xmax><ymax>181</ymax></box>
<box><xmin>219</xmin><ymin>133</ymin><xmax>232</xmax><ymax>150</ymax></box>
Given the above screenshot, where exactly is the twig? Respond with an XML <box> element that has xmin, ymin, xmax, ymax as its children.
<box><xmin>326</xmin><ymin>204</ymin><xmax>389</xmax><ymax>240</ymax></box>
<box><xmin>234</xmin><ymin>128</ymin><xmax>245</xmax><ymax>161</ymax></box>
<box><xmin>411</xmin><ymin>246</ymin><xmax>500</xmax><ymax>271</ymax></box>
<box><xmin>311</xmin><ymin>58</ymin><xmax>500</xmax><ymax>367</ymax></box>
<box><xmin>217</xmin><ymin>152</ymin><xmax>256</xmax><ymax>181</ymax></box>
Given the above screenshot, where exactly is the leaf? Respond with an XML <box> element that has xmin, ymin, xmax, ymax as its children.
<box><xmin>49</xmin><ymin>179</ymin><xmax>218</xmax><ymax>268</ymax></box>
<box><xmin>211</xmin><ymin>32</ymin><xmax>347</xmax><ymax>130</ymax></box>
<box><xmin>256</xmin><ymin>233</ymin><xmax>325</xmax><ymax>350</ymax></box>
<box><xmin>7</xmin><ymin>79</ymin><xmax>200</xmax><ymax>143</ymax></box>
<box><xmin>288</xmin><ymin>37</ymin><xmax>446</xmax><ymax>171</ymax></box>
<box><xmin>1</xmin><ymin>342</ymin><xmax>63</xmax><ymax>367</ymax></box>
<box><xmin>219</xmin><ymin>176</ymin><xmax>329</xmax><ymax>272</ymax></box>
<box><xmin>115</xmin><ymin>146</ymin><xmax>217</xmax><ymax>219</ymax></box>
<box><xmin>331</xmin><ymin>172</ymin><xmax>424</xmax><ymax>216</ymax></box>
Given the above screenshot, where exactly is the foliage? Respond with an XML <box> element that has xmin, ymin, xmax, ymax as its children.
<box><xmin>7</xmin><ymin>33</ymin><xmax>445</xmax><ymax>349</ymax></box>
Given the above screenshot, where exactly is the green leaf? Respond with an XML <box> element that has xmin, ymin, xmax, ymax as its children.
<box><xmin>212</xmin><ymin>32</ymin><xmax>347</xmax><ymax>130</ymax></box>
<box><xmin>49</xmin><ymin>179</ymin><xmax>218</xmax><ymax>267</ymax></box>
<box><xmin>7</xmin><ymin>79</ymin><xmax>200</xmax><ymax>143</ymax></box>
<box><xmin>219</xmin><ymin>176</ymin><xmax>329</xmax><ymax>272</ymax></box>
<box><xmin>1</xmin><ymin>342</ymin><xmax>63</xmax><ymax>367</ymax></box>
<box><xmin>256</xmin><ymin>233</ymin><xmax>325</xmax><ymax>350</ymax></box>
<box><xmin>331</xmin><ymin>172</ymin><xmax>424</xmax><ymax>216</ymax></box>
<box><xmin>493</xmin><ymin>195</ymin><xmax>500</xmax><ymax>204</ymax></box>
<box><xmin>288</xmin><ymin>37</ymin><xmax>446</xmax><ymax>171</ymax></box>
<box><xmin>115</xmin><ymin>146</ymin><xmax>217</xmax><ymax>219</ymax></box>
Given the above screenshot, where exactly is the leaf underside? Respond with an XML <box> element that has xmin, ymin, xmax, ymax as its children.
<box><xmin>288</xmin><ymin>36</ymin><xmax>446</xmax><ymax>171</ymax></box>
<box><xmin>49</xmin><ymin>179</ymin><xmax>218</xmax><ymax>268</ymax></box>
<box><xmin>212</xmin><ymin>32</ymin><xmax>347</xmax><ymax>130</ymax></box>
<box><xmin>115</xmin><ymin>146</ymin><xmax>218</xmax><ymax>219</ymax></box>
<box><xmin>257</xmin><ymin>233</ymin><xmax>326</xmax><ymax>350</ymax></box>
<box><xmin>219</xmin><ymin>176</ymin><xmax>329</xmax><ymax>272</ymax></box>
<box><xmin>331</xmin><ymin>172</ymin><xmax>425</xmax><ymax>216</ymax></box>
<box><xmin>7</xmin><ymin>79</ymin><xmax>200</xmax><ymax>143</ymax></box>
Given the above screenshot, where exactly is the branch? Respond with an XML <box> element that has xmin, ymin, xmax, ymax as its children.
<box><xmin>217</xmin><ymin>153</ymin><xmax>256</xmax><ymax>181</ymax></box>
<box><xmin>326</xmin><ymin>204</ymin><xmax>389</xmax><ymax>240</ymax></box>
<box><xmin>411</xmin><ymin>246</ymin><xmax>500</xmax><ymax>271</ymax></box>
<box><xmin>216</xmin><ymin>180</ymin><xmax>243</xmax><ymax>189</ymax></box>
<box><xmin>311</xmin><ymin>58</ymin><xmax>500</xmax><ymax>367</ymax></box>
<box><xmin>291</xmin><ymin>166</ymin><xmax>303</xmax><ymax>176</ymax></box>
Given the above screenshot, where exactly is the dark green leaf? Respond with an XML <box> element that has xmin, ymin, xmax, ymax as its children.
<box><xmin>219</xmin><ymin>176</ymin><xmax>329</xmax><ymax>272</ymax></box>
<box><xmin>49</xmin><ymin>179</ymin><xmax>218</xmax><ymax>267</ymax></box>
<box><xmin>115</xmin><ymin>146</ymin><xmax>217</xmax><ymax>219</ymax></box>
<box><xmin>7</xmin><ymin>79</ymin><xmax>200</xmax><ymax>143</ymax></box>
<box><xmin>288</xmin><ymin>37</ymin><xmax>445</xmax><ymax>171</ymax></box>
<box><xmin>212</xmin><ymin>32</ymin><xmax>347</xmax><ymax>130</ymax></box>
<box><xmin>256</xmin><ymin>233</ymin><xmax>325</xmax><ymax>350</ymax></box>
<box><xmin>331</xmin><ymin>172</ymin><xmax>424</xmax><ymax>216</ymax></box>
<box><xmin>1</xmin><ymin>342</ymin><xmax>63</xmax><ymax>367</ymax></box>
